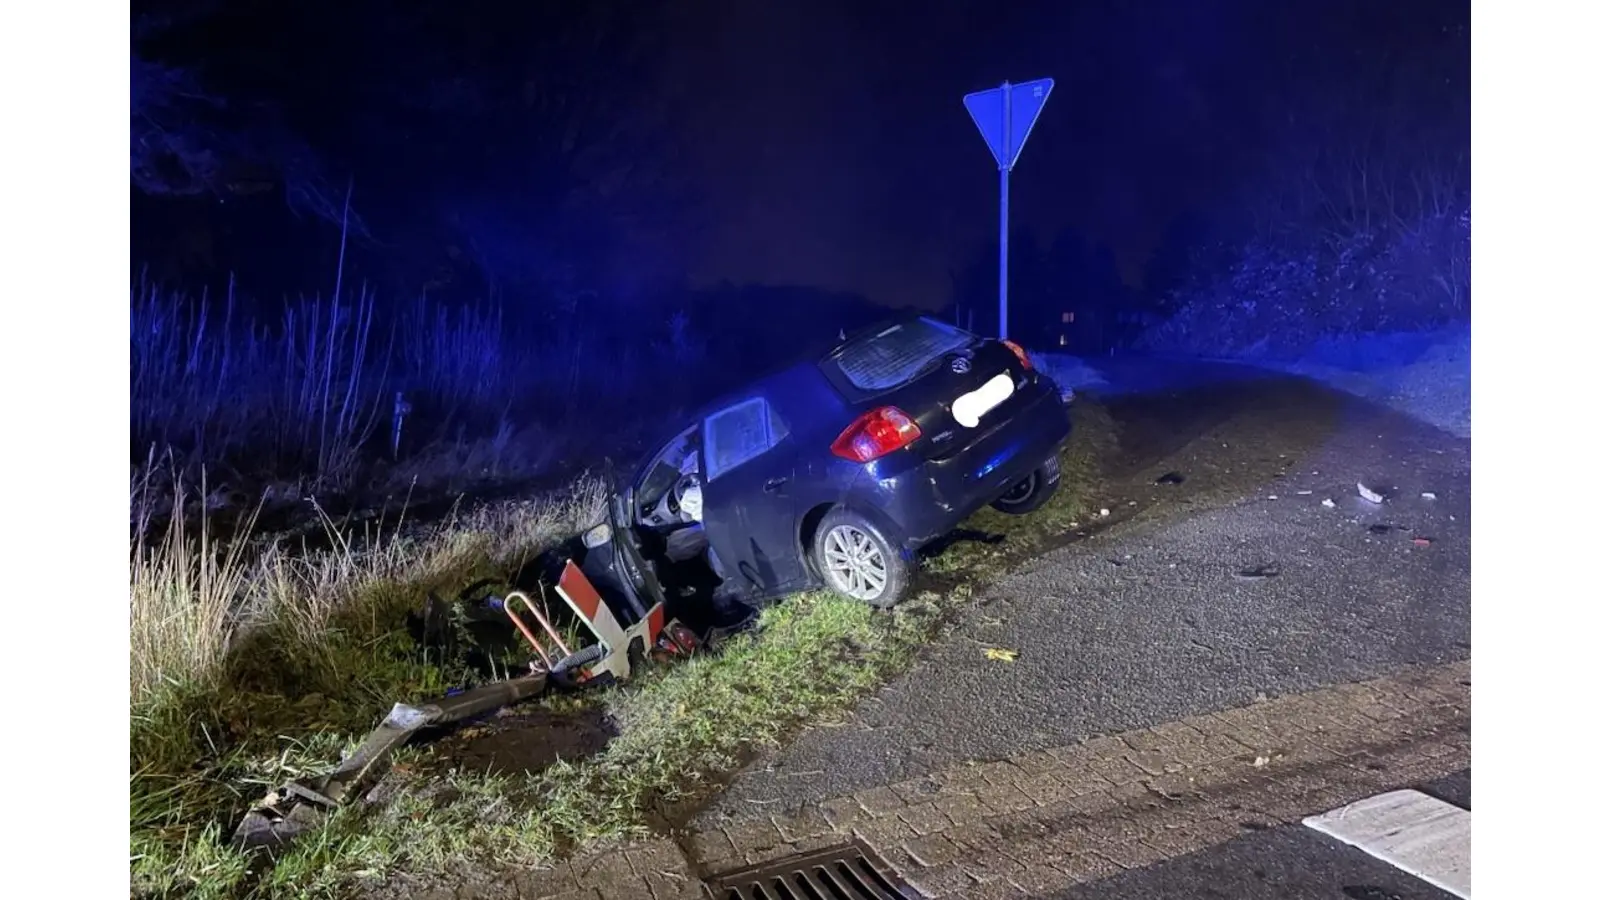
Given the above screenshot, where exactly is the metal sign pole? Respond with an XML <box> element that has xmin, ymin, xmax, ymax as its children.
<box><xmin>963</xmin><ymin>77</ymin><xmax>1052</xmax><ymax>343</ymax></box>
<box><xmin>998</xmin><ymin>81</ymin><xmax>1012</xmax><ymax>341</ymax></box>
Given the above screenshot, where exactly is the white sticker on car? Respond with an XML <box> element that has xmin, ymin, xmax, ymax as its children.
<box><xmin>952</xmin><ymin>373</ymin><xmax>1014</xmax><ymax>428</ymax></box>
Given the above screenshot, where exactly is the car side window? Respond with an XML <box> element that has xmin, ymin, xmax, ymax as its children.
<box><xmin>704</xmin><ymin>397</ymin><xmax>788</xmax><ymax>482</ymax></box>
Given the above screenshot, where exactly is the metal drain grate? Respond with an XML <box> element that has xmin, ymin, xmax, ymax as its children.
<box><xmin>709</xmin><ymin>839</ymin><xmax>920</xmax><ymax>899</ymax></box>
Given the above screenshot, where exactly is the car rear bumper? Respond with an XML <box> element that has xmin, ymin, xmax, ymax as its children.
<box><xmin>872</xmin><ymin>379</ymin><xmax>1074</xmax><ymax>547</ymax></box>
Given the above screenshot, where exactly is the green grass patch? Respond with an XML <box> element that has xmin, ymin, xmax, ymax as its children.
<box><xmin>132</xmin><ymin>401</ymin><xmax>1119</xmax><ymax>899</ymax></box>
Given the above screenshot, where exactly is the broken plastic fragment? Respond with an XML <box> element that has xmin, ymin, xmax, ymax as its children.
<box><xmin>1321</xmin><ymin>498</ymin><xmax>1336</xmax><ymax>508</ymax></box>
<box><xmin>1422</xmin><ymin>492</ymin><xmax>1437</xmax><ymax>500</ymax></box>
<box><xmin>983</xmin><ymin>647</ymin><xmax>1019</xmax><ymax>663</ymax></box>
<box><xmin>1357</xmin><ymin>483</ymin><xmax>1385</xmax><ymax>504</ymax></box>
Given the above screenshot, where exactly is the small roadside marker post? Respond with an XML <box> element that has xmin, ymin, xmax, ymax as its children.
<box><xmin>964</xmin><ymin>78</ymin><xmax>1053</xmax><ymax>341</ymax></box>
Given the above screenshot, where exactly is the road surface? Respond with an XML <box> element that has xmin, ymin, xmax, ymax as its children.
<box><xmin>696</xmin><ymin>358</ymin><xmax>1470</xmax><ymax>817</ymax></box>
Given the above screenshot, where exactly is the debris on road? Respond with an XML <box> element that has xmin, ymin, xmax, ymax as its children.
<box><xmin>232</xmin><ymin>561</ymin><xmax>697</xmax><ymax>852</ymax></box>
<box><xmin>1267</xmin><ymin>494</ymin><xmax>1279</xmax><ymax>501</ymax></box>
<box><xmin>983</xmin><ymin>647</ymin><xmax>1019</xmax><ymax>663</ymax></box>
<box><xmin>1098</xmin><ymin>507</ymin><xmax>1111</xmax><ymax>517</ymax></box>
<box><xmin>1297</xmin><ymin>490</ymin><xmax>1313</xmax><ymax>496</ymax></box>
<box><xmin>1235</xmin><ymin>563</ymin><xmax>1282</xmax><ymax>580</ymax></box>
<box><xmin>1422</xmin><ymin>491</ymin><xmax>1438</xmax><ymax>500</ymax></box>
<box><xmin>1322</xmin><ymin>498</ymin><xmax>1337</xmax><ymax>508</ymax></box>
<box><xmin>1155</xmin><ymin>471</ymin><xmax>1186</xmax><ymax>485</ymax></box>
<box><xmin>1412</xmin><ymin>537</ymin><xmax>1433</xmax><ymax>548</ymax></box>
<box><xmin>1367</xmin><ymin>524</ymin><xmax>1410</xmax><ymax>535</ymax></box>
<box><xmin>1357</xmin><ymin>483</ymin><xmax>1386</xmax><ymax>504</ymax></box>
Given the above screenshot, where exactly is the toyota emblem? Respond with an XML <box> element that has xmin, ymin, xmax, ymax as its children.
<box><xmin>949</xmin><ymin>356</ymin><xmax>971</xmax><ymax>374</ymax></box>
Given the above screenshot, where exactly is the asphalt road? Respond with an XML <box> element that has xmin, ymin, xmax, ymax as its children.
<box><xmin>696</xmin><ymin>359</ymin><xmax>1471</xmax><ymax>821</ymax></box>
<box><xmin>1045</xmin><ymin>770</ymin><xmax>1471</xmax><ymax>900</ymax></box>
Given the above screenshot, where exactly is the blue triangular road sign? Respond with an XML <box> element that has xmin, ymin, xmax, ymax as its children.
<box><xmin>964</xmin><ymin>78</ymin><xmax>1054</xmax><ymax>170</ymax></box>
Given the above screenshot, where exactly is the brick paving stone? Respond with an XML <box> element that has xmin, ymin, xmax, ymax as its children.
<box><xmin>816</xmin><ymin>795</ymin><xmax>865</xmax><ymax>830</ymax></box>
<box><xmin>857</xmin><ymin>814</ymin><xmax>919</xmax><ymax>846</ymax></box>
<box><xmin>770</xmin><ymin>805</ymin><xmax>829</xmax><ymax>844</ymax></box>
<box><xmin>960</xmin><ymin>849</ymin><xmax>1027</xmax><ymax>885</ymax></box>
<box><xmin>903</xmin><ymin>863</ymin><xmax>977</xmax><ymax>898</ymax></box>
<box><xmin>1053</xmin><ymin>850</ymin><xmax>1124</xmax><ymax>884</ymax></box>
<box><xmin>1120</xmin><ymin>728</ymin><xmax>1166</xmax><ymax>753</ymax></box>
<box><xmin>683</xmin><ymin>830</ymin><xmax>736</xmax><ymax>868</ymax></box>
<box><xmin>852</xmin><ymin>785</ymin><xmax>906</xmax><ymax>818</ymax></box>
<box><xmin>1031</xmin><ymin>774</ymin><xmax>1081</xmax><ymax>806</ymax></box>
<box><xmin>1098</xmin><ymin>838</ymin><xmax>1169</xmax><ymax>870</ymax></box>
<box><xmin>899</xmin><ymin>801</ymin><xmax>956</xmax><ymax>836</ymax></box>
<box><xmin>890</xmin><ymin>775</ymin><xmax>943</xmax><ymax>805</ymax></box>
<box><xmin>931</xmin><ymin>789</ymin><xmax>988</xmax><ymax>826</ymax></box>
<box><xmin>721</xmin><ymin>818</ymin><xmax>784</xmax><ymax>858</ymax></box>
<box><xmin>640</xmin><ymin>871</ymin><xmax>702</xmax><ymax>900</ymax></box>
<box><xmin>963</xmin><ymin>879</ymin><xmax>1029</xmax><ymax>899</ymax></box>
<box><xmin>1005</xmin><ymin>860</ymin><xmax>1075</xmax><ymax>895</ymax></box>
<box><xmin>976</xmin><ymin>780</ymin><xmax>1038</xmax><ymax>816</ymax></box>
<box><xmin>535</xmin><ymin>890</ymin><xmax>603</xmax><ymax>900</ymax></box>
<box><xmin>1081</xmin><ymin>734</ymin><xmax>1134</xmax><ymax>760</ymax></box>
<box><xmin>1078</xmin><ymin>750</ymin><xmax>1148</xmax><ymax>786</ymax></box>
<box><xmin>571</xmin><ymin>851</ymin><xmax>636</xmax><ymax>890</ymax></box>
<box><xmin>973</xmin><ymin>759</ymin><xmax>1029</xmax><ymax>791</ymax></box>
<box><xmin>902</xmin><ymin>832</ymin><xmax>963</xmax><ymax>868</ymax></box>
<box><xmin>1126</xmin><ymin>748</ymin><xmax>1182</xmax><ymax>777</ymax></box>
<box><xmin>1011</xmin><ymin>749</ymin><xmax>1067</xmax><ymax>775</ymax></box>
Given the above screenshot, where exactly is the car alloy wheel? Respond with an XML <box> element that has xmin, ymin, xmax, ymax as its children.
<box><xmin>821</xmin><ymin>523</ymin><xmax>889</xmax><ymax>603</ymax></box>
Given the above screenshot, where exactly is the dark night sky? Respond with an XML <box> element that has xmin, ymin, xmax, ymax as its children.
<box><xmin>653</xmin><ymin>0</ymin><xmax>1464</xmax><ymax>307</ymax></box>
<box><xmin>132</xmin><ymin>0</ymin><xmax>1468</xmax><ymax>310</ymax></box>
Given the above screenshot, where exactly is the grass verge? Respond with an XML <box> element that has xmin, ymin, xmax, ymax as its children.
<box><xmin>131</xmin><ymin>400</ymin><xmax>1119</xmax><ymax>899</ymax></box>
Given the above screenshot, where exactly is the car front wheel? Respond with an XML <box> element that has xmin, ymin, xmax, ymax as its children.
<box><xmin>813</xmin><ymin>508</ymin><xmax>913</xmax><ymax>609</ymax></box>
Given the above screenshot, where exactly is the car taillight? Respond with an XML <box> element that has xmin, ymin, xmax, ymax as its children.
<box><xmin>831</xmin><ymin>406</ymin><xmax>922</xmax><ymax>463</ymax></box>
<box><xmin>1001</xmin><ymin>339</ymin><xmax>1034</xmax><ymax>370</ymax></box>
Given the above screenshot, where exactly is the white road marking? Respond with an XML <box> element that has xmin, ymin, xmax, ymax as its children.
<box><xmin>1303</xmin><ymin>789</ymin><xmax>1470</xmax><ymax>898</ymax></box>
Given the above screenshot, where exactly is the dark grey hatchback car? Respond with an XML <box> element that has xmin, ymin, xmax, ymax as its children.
<box><xmin>573</xmin><ymin>315</ymin><xmax>1074</xmax><ymax>616</ymax></box>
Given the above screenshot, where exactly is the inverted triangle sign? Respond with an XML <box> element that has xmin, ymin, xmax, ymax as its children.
<box><xmin>964</xmin><ymin>78</ymin><xmax>1053</xmax><ymax>170</ymax></box>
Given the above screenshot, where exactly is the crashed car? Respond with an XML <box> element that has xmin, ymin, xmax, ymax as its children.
<box><xmin>576</xmin><ymin>314</ymin><xmax>1075</xmax><ymax>613</ymax></box>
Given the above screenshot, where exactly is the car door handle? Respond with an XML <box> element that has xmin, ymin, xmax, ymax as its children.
<box><xmin>763</xmin><ymin>477</ymin><xmax>789</xmax><ymax>493</ymax></box>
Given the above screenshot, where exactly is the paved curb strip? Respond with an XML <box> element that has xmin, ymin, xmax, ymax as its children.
<box><xmin>451</xmin><ymin>660</ymin><xmax>1471</xmax><ymax>899</ymax></box>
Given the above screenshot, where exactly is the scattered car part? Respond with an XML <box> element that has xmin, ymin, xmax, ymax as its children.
<box><xmin>1155</xmin><ymin>470</ymin><xmax>1186</xmax><ymax>485</ymax></box>
<box><xmin>1235</xmin><ymin>562</ymin><xmax>1282</xmax><ymax>580</ymax></box>
<box><xmin>232</xmin><ymin>561</ymin><xmax>688</xmax><ymax>851</ymax></box>
<box><xmin>1357</xmin><ymin>483</ymin><xmax>1386</xmax><ymax>504</ymax></box>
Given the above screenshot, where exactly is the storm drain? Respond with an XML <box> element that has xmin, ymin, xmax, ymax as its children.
<box><xmin>708</xmin><ymin>840</ymin><xmax>921</xmax><ymax>900</ymax></box>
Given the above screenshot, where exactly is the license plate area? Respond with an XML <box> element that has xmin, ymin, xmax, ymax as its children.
<box><xmin>951</xmin><ymin>373</ymin><xmax>1015</xmax><ymax>428</ymax></box>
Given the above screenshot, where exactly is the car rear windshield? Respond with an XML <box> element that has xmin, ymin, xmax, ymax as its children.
<box><xmin>829</xmin><ymin>318</ymin><xmax>975</xmax><ymax>392</ymax></box>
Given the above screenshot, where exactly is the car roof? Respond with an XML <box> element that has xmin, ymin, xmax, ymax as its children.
<box><xmin>642</xmin><ymin>310</ymin><xmax>945</xmax><ymax>449</ymax></box>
